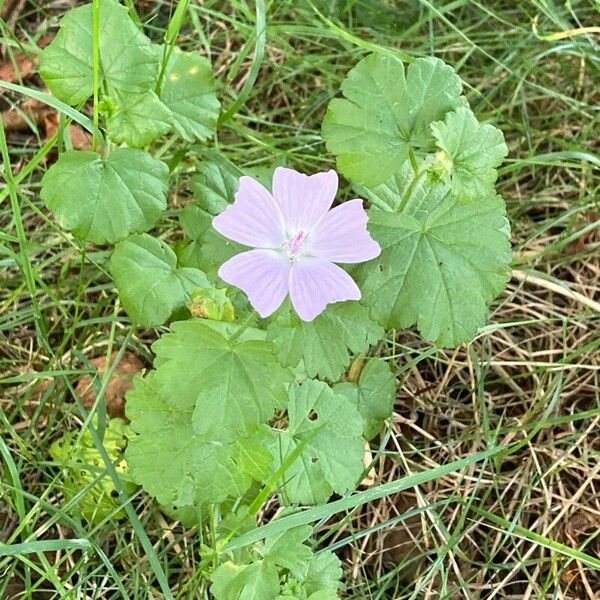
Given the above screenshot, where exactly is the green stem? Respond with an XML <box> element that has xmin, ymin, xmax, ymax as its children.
<box><xmin>92</xmin><ymin>0</ymin><xmax>101</xmax><ymax>151</ymax></box>
<box><xmin>227</xmin><ymin>312</ymin><xmax>256</xmax><ymax>344</ymax></box>
<box><xmin>397</xmin><ymin>169</ymin><xmax>425</xmax><ymax>214</ymax></box>
<box><xmin>156</xmin><ymin>0</ymin><xmax>191</xmax><ymax>96</ymax></box>
<box><xmin>0</xmin><ymin>121</ymin><xmax>49</xmax><ymax>348</ymax></box>
<box><xmin>219</xmin><ymin>0</ymin><xmax>267</xmax><ymax>124</ymax></box>
<box><xmin>408</xmin><ymin>146</ymin><xmax>419</xmax><ymax>173</ymax></box>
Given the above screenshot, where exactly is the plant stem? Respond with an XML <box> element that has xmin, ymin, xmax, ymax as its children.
<box><xmin>91</xmin><ymin>0</ymin><xmax>101</xmax><ymax>151</ymax></box>
<box><xmin>227</xmin><ymin>312</ymin><xmax>256</xmax><ymax>344</ymax></box>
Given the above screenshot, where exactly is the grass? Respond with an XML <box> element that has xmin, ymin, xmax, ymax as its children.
<box><xmin>1</xmin><ymin>0</ymin><xmax>599</xmax><ymax>598</ymax></box>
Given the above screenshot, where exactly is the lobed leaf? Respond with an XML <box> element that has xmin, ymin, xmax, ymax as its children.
<box><xmin>334</xmin><ymin>358</ymin><xmax>396</xmax><ymax>440</ymax></box>
<box><xmin>211</xmin><ymin>561</ymin><xmax>279</xmax><ymax>600</ymax></box>
<box><xmin>41</xmin><ymin>149</ymin><xmax>169</xmax><ymax>244</ymax></box>
<box><xmin>104</xmin><ymin>90</ymin><xmax>173</xmax><ymax>148</ymax></box>
<box><xmin>151</xmin><ymin>320</ymin><xmax>293</xmax><ymax>442</ymax></box>
<box><xmin>210</xmin><ymin>527</ymin><xmax>341</xmax><ymax>600</ymax></box>
<box><xmin>159</xmin><ymin>49</ymin><xmax>220</xmax><ymax>142</ymax></box>
<box><xmin>110</xmin><ymin>234</ymin><xmax>210</xmax><ymax>327</ymax></box>
<box><xmin>39</xmin><ymin>0</ymin><xmax>158</xmax><ymax>105</ymax></box>
<box><xmin>431</xmin><ymin>106</ymin><xmax>508</xmax><ymax>202</ymax></box>
<box><xmin>126</xmin><ymin>373</ymin><xmax>266</xmax><ymax>507</ymax></box>
<box><xmin>355</xmin><ymin>164</ymin><xmax>511</xmax><ymax>346</ymax></box>
<box><xmin>269</xmin><ymin>380</ymin><xmax>364</xmax><ymax>505</ymax></box>
<box><xmin>191</xmin><ymin>160</ymin><xmax>240</xmax><ymax>215</ymax></box>
<box><xmin>260</xmin><ymin>526</ymin><xmax>313</xmax><ymax>578</ymax></box>
<box><xmin>322</xmin><ymin>53</ymin><xmax>465</xmax><ymax>186</ymax></box>
<box><xmin>267</xmin><ymin>301</ymin><xmax>383</xmax><ymax>381</ymax></box>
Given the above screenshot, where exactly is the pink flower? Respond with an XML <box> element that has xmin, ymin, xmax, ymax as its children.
<box><xmin>212</xmin><ymin>167</ymin><xmax>381</xmax><ymax>321</ymax></box>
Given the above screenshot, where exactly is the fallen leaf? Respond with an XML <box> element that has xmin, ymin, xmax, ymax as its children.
<box><xmin>0</xmin><ymin>33</ymin><xmax>52</xmax><ymax>83</ymax></box>
<box><xmin>1</xmin><ymin>97</ymin><xmax>49</xmax><ymax>131</ymax></box>
<box><xmin>76</xmin><ymin>352</ymin><xmax>144</xmax><ymax>419</ymax></box>
<box><xmin>44</xmin><ymin>111</ymin><xmax>93</xmax><ymax>150</ymax></box>
<box><xmin>0</xmin><ymin>51</ymin><xmax>37</xmax><ymax>84</ymax></box>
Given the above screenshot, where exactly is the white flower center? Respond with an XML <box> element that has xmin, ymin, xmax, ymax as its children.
<box><xmin>282</xmin><ymin>230</ymin><xmax>308</xmax><ymax>260</ymax></box>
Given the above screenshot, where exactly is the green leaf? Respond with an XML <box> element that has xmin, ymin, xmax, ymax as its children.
<box><xmin>126</xmin><ymin>373</ymin><xmax>260</xmax><ymax>506</ymax></box>
<box><xmin>191</xmin><ymin>160</ymin><xmax>239</xmax><ymax>214</ymax></box>
<box><xmin>41</xmin><ymin>149</ymin><xmax>169</xmax><ymax>244</ymax></box>
<box><xmin>211</xmin><ymin>561</ymin><xmax>280</xmax><ymax>600</ymax></box>
<box><xmin>270</xmin><ymin>380</ymin><xmax>364</xmax><ymax>505</ymax></box>
<box><xmin>151</xmin><ymin>320</ymin><xmax>292</xmax><ymax>442</ymax></box>
<box><xmin>39</xmin><ymin>0</ymin><xmax>158</xmax><ymax>105</ymax></box>
<box><xmin>322</xmin><ymin>54</ymin><xmax>465</xmax><ymax>186</ymax></box>
<box><xmin>356</xmin><ymin>164</ymin><xmax>511</xmax><ymax>346</ymax></box>
<box><xmin>334</xmin><ymin>358</ymin><xmax>395</xmax><ymax>440</ymax></box>
<box><xmin>105</xmin><ymin>90</ymin><xmax>173</xmax><ymax>147</ymax></box>
<box><xmin>160</xmin><ymin>49</ymin><xmax>220</xmax><ymax>142</ymax></box>
<box><xmin>431</xmin><ymin>107</ymin><xmax>508</xmax><ymax>202</ymax></box>
<box><xmin>180</xmin><ymin>204</ymin><xmax>214</xmax><ymax>240</ymax></box>
<box><xmin>110</xmin><ymin>234</ymin><xmax>210</xmax><ymax>327</ymax></box>
<box><xmin>267</xmin><ymin>301</ymin><xmax>383</xmax><ymax>381</ymax></box>
<box><xmin>261</xmin><ymin>526</ymin><xmax>313</xmax><ymax>578</ymax></box>
<box><xmin>276</xmin><ymin>550</ymin><xmax>342</xmax><ymax>599</ymax></box>
<box><xmin>303</xmin><ymin>552</ymin><xmax>342</xmax><ymax>595</ymax></box>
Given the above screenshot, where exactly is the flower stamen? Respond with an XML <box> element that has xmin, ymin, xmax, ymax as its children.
<box><xmin>283</xmin><ymin>230</ymin><xmax>308</xmax><ymax>260</ymax></box>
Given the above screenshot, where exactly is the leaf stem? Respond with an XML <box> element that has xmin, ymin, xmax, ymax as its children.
<box><xmin>397</xmin><ymin>169</ymin><xmax>425</xmax><ymax>214</ymax></box>
<box><xmin>227</xmin><ymin>312</ymin><xmax>256</xmax><ymax>344</ymax></box>
<box><xmin>408</xmin><ymin>146</ymin><xmax>419</xmax><ymax>174</ymax></box>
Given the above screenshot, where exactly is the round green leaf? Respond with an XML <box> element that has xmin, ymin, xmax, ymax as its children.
<box><xmin>270</xmin><ymin>379</ymin><xmax>364</xmax><ymax>505</ymax></box>
<box><xmin>110</xmin><ymin>234</ymin><xmax>210</xmax><ymax>327</ymax></box>
<box><xmin>322</xmin><ymin>53</ymin><xmax>465</xmax><ymax>186</ymax></box>
<box><xmin>41</xmin><ymin>149</ymin><xmax>169</xmax><ymax>244</ymax></box>
<box><xmin>105</xmin><ymin>90</ymin><xmax>173</xmax><ymax>148</ymax></box>
<box><xmin>151</xmin><ymin>320</ymin><xmax>293</xmax><ymax>442</ymax></box>
<box><xmin>126</xmin><ymin>373</ymin><xmax>255</xmax><ymax>506</ymax></box>
<box><xmin>267</xmin><ymin>300</ymin><xmax>383</xmax><ymax>381</ymax></box>
<box><xmin>39</xmin><ymin>0</ymin><xmax>159</xmax><ymax>105</ymax></box>
<box><xmin>160</xmin><ymin>49</ymin><xmax>220</xmax><ymax>142</ymax></box>
<box><xmin>190</xmin><ymin>160</ymin><xmax>240</xmax><ymax>215</ymax></box>
<box><xmin>356</xmin><ymin>165</ymin><xmax>511</xmax><ymax>346</ymax></box>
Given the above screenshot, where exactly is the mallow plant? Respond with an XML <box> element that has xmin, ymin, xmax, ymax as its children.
<box><xmin>39</xmin><ymin>1</ymin><xmax>511</xmax><ymax>597</ymax></box>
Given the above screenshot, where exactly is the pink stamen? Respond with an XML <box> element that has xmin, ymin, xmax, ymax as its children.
<box><xmin>284</xmin><ymin>230</ymin><xmax>308</xmax><ymax>259</ymax></box>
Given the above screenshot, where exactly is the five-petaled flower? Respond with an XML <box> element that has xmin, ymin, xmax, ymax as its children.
<box><xmin>212</xmin><ymin>167</ymin><xmax>381</xmax><ymax>321</ymax></box>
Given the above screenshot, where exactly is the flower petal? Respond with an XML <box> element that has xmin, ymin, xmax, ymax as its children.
<box><xmin>309</xmin><ymin>199</ymin><xmax>381</xmax><ymax>263</ymax></box>
<box><xmin>272</xmin><ymin>167</ymin><xmax>338</xmax><ymax>232</ymax></box>
<box><xmin>289</xmin><ymin>258</ymin><xmax>361</xmax><ymax>321</ymax></box>
<box><xmin>212</xmin><ymin>176</ymin><xmax>285</xmax><ymax>248</ymax></box>
<box><xmin>218</xmin><ymin>250</ymin><xmax>290</xmax><ymax>318</ymax></box>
